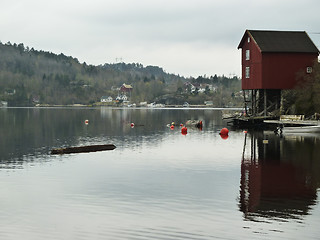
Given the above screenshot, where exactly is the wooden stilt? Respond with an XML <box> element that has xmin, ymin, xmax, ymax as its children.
<box><xmin>264</xmin><ymin>89</ymin><xmax>267</xmax><ymax>117</ymax></box>
<box><xmin>243</xmin><ymin>90</ymin><xmax>248</xmax><ymax>115</ymax></box>
<box><xmin>251</xmin><ymin>90</ymin><xmax>254</xmax><ymax>116</ymax></box>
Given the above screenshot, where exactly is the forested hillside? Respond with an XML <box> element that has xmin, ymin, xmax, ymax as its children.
<box><xmin>0</xmin><ymin>41</ymin><xmax>241</xmax><ymax>106</ymax></box>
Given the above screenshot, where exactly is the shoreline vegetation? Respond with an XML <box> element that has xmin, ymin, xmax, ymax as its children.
<box><xmin>1</xmin><ymin>41</ymin><xmax>319</xmax><ymax>117</ymax></box>
<box><xmin>0</xmin><ymin>41</ymin><xmax>242</xmax><ymax>108</ymax></box>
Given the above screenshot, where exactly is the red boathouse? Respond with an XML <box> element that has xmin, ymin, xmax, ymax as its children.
<box><xmin>238</xmin><ymin>30</ymin><xmax>319</xmax><ymax>116</ymax></box>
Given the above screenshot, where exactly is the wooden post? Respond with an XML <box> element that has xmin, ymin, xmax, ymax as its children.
<box><xmin>280</xmin><ymin>90</ymin><xmax>284</xmax><ymax>115</ymax></box>
<box><xmin>251</xmin><ymin>90</ymin><xmax>254</xmax><ymax>116</ymax></box>
<box><xmin>264</xmin><ymin>89</ymin><xmax>267</xmax><ymax>117</ymax></box>
<box><xmin>252</xmin><ymin>90</ymin><xmax>257</xmax><ymax>116</ymax></box>
<box><xmin>243</xmin><ymin>90</ymin><xmax>248</xmax><ymax>115</ymax></box>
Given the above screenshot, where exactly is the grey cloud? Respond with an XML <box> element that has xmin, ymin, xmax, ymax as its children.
<box><xmin>0</xmin><ymin>0</ymin><xmax>319</xmax><ymax>77</ymax></box>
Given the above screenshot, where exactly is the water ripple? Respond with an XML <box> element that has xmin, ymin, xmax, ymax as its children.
<box><xmin>106</xmin><ymin>227</ymin><xmax>223</xmax><ymax>240</ymax></box>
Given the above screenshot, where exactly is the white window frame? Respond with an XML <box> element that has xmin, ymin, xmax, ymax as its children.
<box><xmin>306</xmin><ymin>67</ymin><xmax>312</xmax><ymax>73</ymax></box>
<box><xmin>245</xmin><ymin>67</ymin><xmax>250</xmax><ymax>78</ymax></box>
<box><xmin>245</xmin><ymin>50</ymin><xmax>250</xmax><ymax>60</ymax></box>
<box><xmin>248</xmin><ymin>37</ymin><xmax>250</xmax><ymax>43</ymax></box>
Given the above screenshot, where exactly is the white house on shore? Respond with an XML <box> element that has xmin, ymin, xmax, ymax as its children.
<box><xmin>116</xmin><ymin>95</ymin><xmax>128</xmax><ymax>101</ymax></box>
<box><xmin>101</xmin><ymin>96</ymin><xmax>113</xmax><ymax>102</ymax></box>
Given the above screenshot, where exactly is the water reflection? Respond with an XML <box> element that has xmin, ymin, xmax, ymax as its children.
<box><xmin>2</xmin><ymin>108</ymin><xmax>320</xmax><ymax>239</ymax></box>
<box><xmin>0</xmin><ymin>107</ymin><xmax>223</xmax><ymax>169</ymax></box>
<box><xmin>239</xmin><ymin>131</ymin><xmax>320</xmax><ymax>221</ymax></box>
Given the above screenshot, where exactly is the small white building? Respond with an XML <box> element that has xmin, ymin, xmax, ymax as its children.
<box><xmin>101</xmin><ymin>96</ymin><xmax>113</xmax><ymax>102</ymax></box>
<box><xmin>139</xmin><ymin>101</ymin><xmax>147</xmax><ymax>106</ymax></box>
<box><xmin>198</xmin><ymin>88</ymin><xmax>206</xmax><ymax>93</ymax></box>
<box><xmin>204</xmin><ymin>101</ymin><xmax>213</xmax><ymax>106</ymax></box>
<box><xmin>116</xmin><ymin>95</ymin><xmax>128</xmax><ymax>101</ymax></box>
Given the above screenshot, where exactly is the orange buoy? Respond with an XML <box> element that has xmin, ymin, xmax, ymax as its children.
<box><xmin>243</xmin><ymin>130</ymin><xmax>248</xmax><ymax>134</ymax></box>
<box><xmin>219</xmin><ymin>128</ymin><xmax>229</xmax><ymax>135</ymax></box>
<box><xmin>170</xmin><ymin>125</ymin><xmax>174</xmax><ymax>130</ymax></box>
<box><xmin>181</xmin><ymin>126</ymin><xmax>187</xmax><ymax>135</ymax></box>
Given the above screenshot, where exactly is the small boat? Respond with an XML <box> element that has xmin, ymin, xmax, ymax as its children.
<box><xmin>278</xmin><ymin>125</ymin><xmax>320</xmax><ymax>134</ymax></box>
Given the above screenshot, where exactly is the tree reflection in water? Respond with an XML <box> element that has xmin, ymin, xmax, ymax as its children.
<box><xmin>239</xmin><ymin>131</ymin><xmax>320</xmax><ymax>222</ymax></box>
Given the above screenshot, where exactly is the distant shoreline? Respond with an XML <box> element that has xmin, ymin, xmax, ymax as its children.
<box><xmin>2</xmin><ymin>104</ymin><xmax>243</xmax><ymax>111</ymax></box>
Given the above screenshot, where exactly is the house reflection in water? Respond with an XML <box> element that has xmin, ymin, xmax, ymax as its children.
<box><xmin>239</xmin><ymin>131</ymin><xmax>320</xmax><ymax>221</ymax></box>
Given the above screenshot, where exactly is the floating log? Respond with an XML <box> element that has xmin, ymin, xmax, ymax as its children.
<box><xmin>51</xmin><ymin>144</ymin><xmax>116</xmax><ymax>155</ymax></box>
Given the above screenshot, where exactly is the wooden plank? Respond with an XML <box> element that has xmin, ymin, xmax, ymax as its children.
<box><xmin>264</xmin><ymin>119</ymin><xmax>318</xmax><ymax>126</ymax></box>
<box><xmin>280</xmin><ymin>115</ymin><xmax>305</xmax><ymax>121</ymax></box>
<box><xmin>51</xmin><ymin>144</ymin><xmax>116</xmax><ymax>155</ymax></box>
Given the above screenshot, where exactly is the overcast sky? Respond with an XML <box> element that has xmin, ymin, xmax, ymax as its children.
<box><xmin>1</xmin><ymin>0</ymin><xmax>320</xmax><ymax>77</ymax></box>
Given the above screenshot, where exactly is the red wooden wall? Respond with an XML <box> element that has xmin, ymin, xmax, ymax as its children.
<box><xmin>261</xmin><ymin>53</ymin><xmax>318</xmax><ymax>89</ymax></box>
<box><xmin>241</xmin><ymin>34</ymin><xmax>318</xmax><ymax>90</ymax></box>
<box><xmin>241</xmin><ymin>35</ymin><xmax>263</xmax><ymax>89</ymax></box>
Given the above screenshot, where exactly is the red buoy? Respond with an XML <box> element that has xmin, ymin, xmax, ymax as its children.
<box><xmin>219</xmin><ymin>128</ymin><xmax>229</xmax><ymax>135</ymax></box>
<box><xmin>130</xmin><ymin>123</ymin><xmax>135</xmax><ymax>128</ymax></box>
<box><xmin>170</xmin><ymin>125</ymin><xmax>174</xmax><ymax>130</ymax></box>
<box><xmin>85</xmin><ymin>119</ymin><xmax>89</xmax><ymax>125</ymax></box>
<box><xmin>220</xmin><ymin>134</ymin><xmax>229</xmax><ymax>140</ymax></box>
<box><xmin>181</xmin><ymin>127</ymin><xmax>187</xmax><ymax>135</ymax></box>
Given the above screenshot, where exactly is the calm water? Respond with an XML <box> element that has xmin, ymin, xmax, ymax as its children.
<box><xmin>0</xmin><ymin>107</ymin><xmax>320</xmax><ymax>240</ymax></box>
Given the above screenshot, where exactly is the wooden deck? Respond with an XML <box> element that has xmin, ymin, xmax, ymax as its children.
<box><xmin>229</xmin><ymin>116</ymin><xmax>277</xmax><ymax>129</ymax></box>
<box><xmin>227</xmin><ymin>115</ymin><xmax>320</xmax><ymax>129</ymax></box>
<box><xmin>264</xmin><ymin>119</ymin><xmax>320</xmax><ymax>127</ymax></box>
